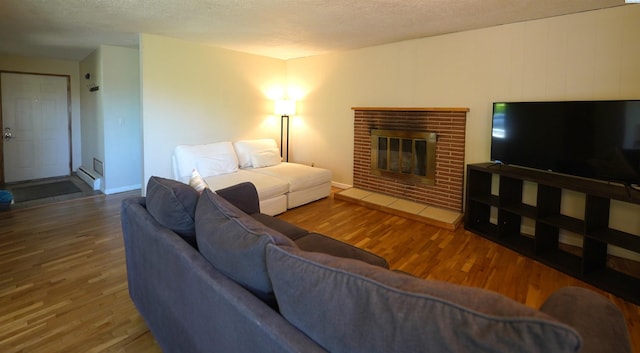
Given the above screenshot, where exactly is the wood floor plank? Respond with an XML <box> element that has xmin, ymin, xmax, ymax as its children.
<box><xmin>0</xmin><ymin>189</ymin><xmax>638</xmax><ymax>352</ymax></box>
<box><xmin>0</xmin><ymin>191</ymin><xmax>161</xmax><ymax>353</ymax></box>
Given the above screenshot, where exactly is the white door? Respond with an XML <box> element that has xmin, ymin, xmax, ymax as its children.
<box><xmin>1</xmin><ymin>73</ymin><xmax>70</xmax><ymax>182</ymax></box>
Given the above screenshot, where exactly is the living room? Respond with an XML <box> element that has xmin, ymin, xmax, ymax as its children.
<box><xmin>1</xmin><ymin>5</ymin><xmax>637</xmax><ymax>200</ymax></box>
<box><xmin>1</xmin><ymin>2</ymin><xmax>639</xmax><ymax>352</ymax></box>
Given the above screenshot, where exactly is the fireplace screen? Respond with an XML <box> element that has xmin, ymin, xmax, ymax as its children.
<box><xmin>371</xmin><ymin>129</ymin><xmax>436</xmax><ymax>185</ymax></box>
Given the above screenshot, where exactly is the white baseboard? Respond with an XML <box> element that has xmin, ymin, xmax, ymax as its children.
<box><xmin>104</xmin><ymin>184</ymin><xmax>141</xmax><ymax>195</ymax></box>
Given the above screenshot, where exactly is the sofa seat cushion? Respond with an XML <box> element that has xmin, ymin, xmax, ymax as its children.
<box><xmin>146</xmin><ymin>176</ymin><xmax>199</xmax><ymax>247</ymax></box>
<box><xmin>246</xmin><ymin>162</ymin><xmax>332</xmax><ymax>193</ymax></box>
<box><xmin>266</xmin><ymin>245</ymin><xmax>582</xmax><ymax>353</ymax></box>
<box><xmin>195</xmin><ymin>189</ymin><xmax>296</xmax><ymax>304</ymax></box>
<box><xmin>203</xmin><ymin>170</ymin><xmax>288</xmax><ymax>201</ymax></box>
<box><xmin>294</xmin><ymin>233</ymin><xmax>388</xmax><ymax>268</ymax></box>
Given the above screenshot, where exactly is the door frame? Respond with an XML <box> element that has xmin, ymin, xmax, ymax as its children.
<box><xmin>0</xmin><ymin>71</ymin><xmax>72</xmax><ymax>184</ymax></box>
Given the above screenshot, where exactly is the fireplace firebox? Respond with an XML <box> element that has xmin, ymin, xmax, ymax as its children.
<box><xmin>371</xmin><ymin>129</ymin><xmax>436</xmax><ymax>185</ymax></box>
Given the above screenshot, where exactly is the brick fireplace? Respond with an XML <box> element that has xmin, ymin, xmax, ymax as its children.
<box><xmin>352</xmin><ymin>107</ymin><xmax>468</xmax><ymax>212</ymax></box>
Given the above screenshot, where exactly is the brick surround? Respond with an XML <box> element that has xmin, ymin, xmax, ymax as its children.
<box><xmin>353</xmin><ymin>108</ymin><xmax>468</xmax><ymax>212</ymax></box>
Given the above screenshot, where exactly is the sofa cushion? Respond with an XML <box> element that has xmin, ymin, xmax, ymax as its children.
<box><xmin>246</xmin><ymin>162</ymin><xmax>332</xmax><ymax>192</ymax></box>
<box><xmin>203</xmin><ymin>170</ymin><xmax>288</xmax><ymax>201</ymax></box>
<box><xmin>250</xmin><ymin>147</ymin><xmax>282</xmax><ymax>168</ymax></box>
<box><xmin>173</xmin><ymin>142</ymin><xmax>239</xmax><ymax>182</ymax></box>
<box><xmin>195</xmin><ymin>188</ymin><xmax>296</xmax><ymax>304</ymax></box>
<box><xmin>266</xmin><ymin>245</ymin><xmax>582</xmax><ymax>353</ymax></box>
<box><xmin>189</xmin><ymin>169</ymin><xmax>209</xmax><ymax>193</ymax></box>
<box><xmin>195</xmin><ymin>154</ymin><xmax>239</xmax><ymax>178</ymax></box>
<box><xmin>233</xmin><ymin>139</ymin><xmax>280</xmax><ymax>169</ymax></box>
<box><xmin>146</xmin><ymin>176</ymin><xmax>199</xmax><ymax>247</ymax></box>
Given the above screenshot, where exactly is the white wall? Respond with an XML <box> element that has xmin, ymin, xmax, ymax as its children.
<box><xmin>79</xmin><ymin>50</ymin><xmax>103</xmax><ymax>174</ymax></box>
<box><xmin>101</xmin><ymin>45</ymin><xmax>141</xmax><ymax>194</ymax></box>
<box><xmin>80</xmin><ymin>46</ymin><xmax>141</xmax><ymax>194</ymax></box>
<box><xmin>285</xmin><ymin>5</ymin><xmax>640</xmax><ymax>185</ymax></box>
<box><xmin>140</xmin><ymin>34</ymin><xmax>286</xmax><ymax>189</ymax></box>
<box><xmin>0</xmin><ymin>55</ymin><xmax>83</xmax><ymax>171</ymax></box>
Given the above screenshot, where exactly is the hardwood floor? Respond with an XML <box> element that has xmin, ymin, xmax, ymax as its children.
<box><xmin>1</xmin><ymin>189</ymin><xmax>638</xmax><ymax>352</ymax></box>
<box><xmin>0</xmin><ymin>191</ymin><xmax>160</xmax><ymax>352</ymax></box>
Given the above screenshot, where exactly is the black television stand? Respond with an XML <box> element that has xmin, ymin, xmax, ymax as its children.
<box><xmin>465</xmin><ymin>162</ymin><xmax>640</xmax><ymax>305</ymax></box>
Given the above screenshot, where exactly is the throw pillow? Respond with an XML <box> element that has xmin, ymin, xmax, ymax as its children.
<box><xmin>188</xmin><ymin>169</ymin><xmax>209</xmax><ymax>193</ymax></box>
<box><xmin>233</xmin><ymin>139</ymin><xmax>279</xmax><ymax>168</ymax></box>
<box><xmin>266</xmin><ymin>245</ymin><xmax>582</xmax><ymax>353</ymax></box>
<box><xmin>146</xmin><ymin>176</ymin><xmax>199</xmax><ymax>247</ymax></box>
<box><xmin>250</xmin><ymin>148</ymin><xmax>282</xmax><ymax>168</ymax></box>
<box><xmin>195</xmin><ymin>188</ymin><xmax>296</xmax><ymax>304</ymax></box>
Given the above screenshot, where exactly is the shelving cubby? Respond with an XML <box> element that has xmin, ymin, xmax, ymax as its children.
<box><xmin>464</xmin><ymin>162</ymin><xmax>640</xmax><ymax>305</ymax></box>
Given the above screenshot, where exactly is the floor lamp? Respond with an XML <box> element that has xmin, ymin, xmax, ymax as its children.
<box><xmin>275</xmin><ymin>99</ymin><xmax>296</xmax><ymax>162</ymax></box>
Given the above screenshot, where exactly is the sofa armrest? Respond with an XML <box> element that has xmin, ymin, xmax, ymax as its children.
<box><xmin>540</xmin><ymin>286</ymin><xmax>631</xmax><ymax>353</ymax></box>
<box><xmin>294</xmin><ymin>232</ymin><xmax>389</xmax><ymax>269</ymax></box>
<box><xmin>215</xmin><ymin>182</ymin><xmax>261</xmax><ymax>214</ymax></box>
<box><xmin>251</xmin><ymin>213</ymin><xmax>309</xmax><ymax>241</ymax></box>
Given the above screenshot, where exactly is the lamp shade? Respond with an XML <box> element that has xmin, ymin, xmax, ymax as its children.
<box><xmin>275</xmin><ymin>99</ymin><xmax>296</xmax><ymax>116</ymax></box>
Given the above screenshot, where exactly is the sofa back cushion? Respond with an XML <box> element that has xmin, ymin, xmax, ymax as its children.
<box><xmin>146</xmin><ymin>176</ymin><xmax>199</xmax><ymax>247</ymax></box>
<box><xmin>233</xmin><ymin>139</ymin><xmax>280</xmax><ymax>169</ymax></box>
<box><xmin>266</xmin><ymin>245</ymin><xmax>582</xmax><ymax>353</ymax></box>
<box><xmin>195</xmin><ymin>188</ymin><xmax>296</xmax><ymax>304</ymax></box>
<box><xmin>250</xmin><ymin>148</ymin><xmax>282</xmax><ymax>168</ymax></box>
<box><xmin>173</xmin><ymin>142</ymin><xmax>239</xmax><ymax>182</ymax></box>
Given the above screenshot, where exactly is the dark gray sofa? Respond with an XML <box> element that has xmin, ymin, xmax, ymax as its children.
<box><xmin>121</xmin><ymin>177</ymin><xmax>631</xmax><ymax>353</ymax></box>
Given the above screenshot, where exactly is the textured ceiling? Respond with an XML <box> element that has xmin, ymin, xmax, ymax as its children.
<box><xmin>0</xmin><ymin>0</ymin><xmax>631</xmax><ymax>61</ymax></box>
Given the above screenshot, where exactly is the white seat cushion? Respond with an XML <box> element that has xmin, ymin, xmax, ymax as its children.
<box><xmin>246</xmin><ymin>163</ymin><xmax>332</xmax><ymax>192</ymax></box>
<box><xmin>286</xmin><ymin>183</ymin><xmax>332</xmax><ymax>209</ymax></box>
<box><xmin>203</xmin><ymin>170</ymin><xmax>288</xmax><ymax>201</ymax></box>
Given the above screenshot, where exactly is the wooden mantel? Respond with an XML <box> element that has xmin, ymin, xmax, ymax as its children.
<box><xmin>352</xmin><ymin>107</ymin><xmax>470</xmax><ymax>112</ymax></box>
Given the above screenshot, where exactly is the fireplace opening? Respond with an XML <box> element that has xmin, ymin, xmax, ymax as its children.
<box><xmin>371</xmin><ymin>129</ymin><xmax>437</xmax><ymax>185</ymax></box>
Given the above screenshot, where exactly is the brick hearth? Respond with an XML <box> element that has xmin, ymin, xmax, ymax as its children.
<box><xmin>352</xmin><ymin>107</ymin><xmax>468</xmax><ymax>212</ymax></box>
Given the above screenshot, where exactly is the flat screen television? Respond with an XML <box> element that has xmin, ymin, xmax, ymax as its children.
<box><xmin>490</xmin><ymin>100</ymin><xmax>640</xmax><ymax>186</ymax></box>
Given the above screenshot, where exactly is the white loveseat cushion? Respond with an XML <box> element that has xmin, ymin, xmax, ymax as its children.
<box><xmin>247</xmin><ymin>162</ymin><xmax>332</xmax><ymax>192</ymax></box>
<box><xmin>203</xmin><ymin>170</ymin><xmax>288</xmax><ymax>201</ymax></box>
<box><xmin>173</xmin><ymin>142</ymin><xmax>239</xmax><ymax>183</ymax></box>
<box><xmin>203</xmin><ymin>170</ymin><xmax>289</xmax><ymax>215</ymax></box>
<box><xmin>233</xmin><ymin>139</ymin><xmax>281</xmax><ymax>169</ymax></box>
<box><xmin>250</xmin><ymin>148</ymin><xmax>282</xmax><ymax>168</ymax></box>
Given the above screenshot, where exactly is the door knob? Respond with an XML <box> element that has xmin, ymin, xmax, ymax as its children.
<box><xmin>4</xmin><ymin>128</ymin><xmax>12</xmax><ymax>141</ymax></box>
